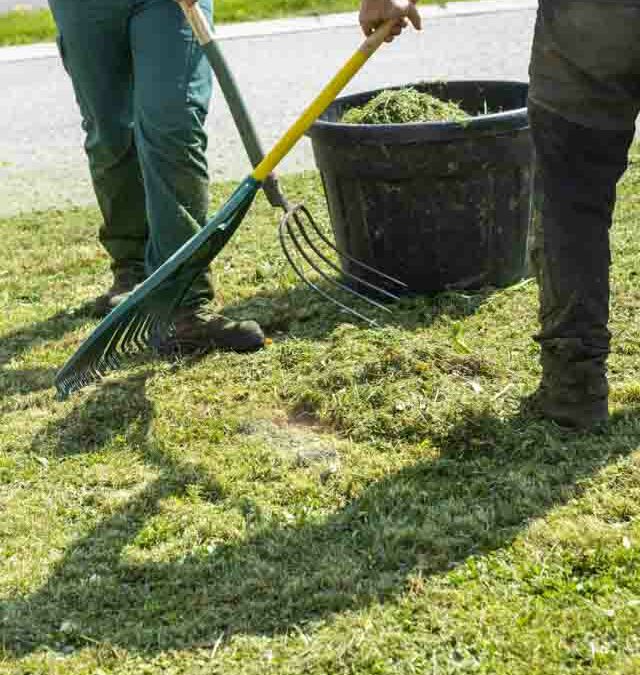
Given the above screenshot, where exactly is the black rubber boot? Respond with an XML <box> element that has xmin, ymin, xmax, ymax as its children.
<box><xmin>528</xmin><ymin>104</ymin><xmax>633</xmax><ymax>428</ymax></box>
<box><xmin>92</xmin><ymin>262</ymin><xmax>146</xmax><ymax>317</ymax></box>
<box><xmin>526</xmin><ymin>339</ymin><xmax>609</xmax><ymax>429</ymax></box>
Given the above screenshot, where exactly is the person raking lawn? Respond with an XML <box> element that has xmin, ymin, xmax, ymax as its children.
<box><xmin>51</xmin><ymin>0</ymin><xmax>421</xmax><ymax>397</ymax></box>
<box><xmin>48</xmin><ymin>0</ymin><xmax>417</xmax><ymax>356</ymax></box>
<box><xmin>49</xmin><ymin>0</ymin><xmax>264</xmax><ymax>353</ymax></box>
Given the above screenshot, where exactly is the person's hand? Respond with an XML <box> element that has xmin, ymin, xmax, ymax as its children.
<box><xmin>359</xmin><ymin>0</ymin><xmax>421</xmax><ymax>42</ymax></box>
<box><xmin>175</xmin><ymin>0</ymin><xmax>198</xmax><ymax>6</ymax></box>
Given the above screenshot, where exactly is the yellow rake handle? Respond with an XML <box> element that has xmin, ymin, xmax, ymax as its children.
<box><xmin>251</xmin><ymin>20</ymin><xmax>396</xmax><ymax>182</ymax></box>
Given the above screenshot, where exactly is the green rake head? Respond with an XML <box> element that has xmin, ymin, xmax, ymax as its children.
<box><xmin>55</xmin><ymin>177</ymin><xmax>259</xmax><ymax>400</ymax></box>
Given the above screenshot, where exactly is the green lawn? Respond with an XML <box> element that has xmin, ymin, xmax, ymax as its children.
<box><xmin>0</xmin><ymin>0</ymin><xmax>443</xmax><ymax>47</ymax></box>
<box><xmin>1</xmin><ymin>164</ymin><xmax>640</xmax><ymax>674</ymax></box>
<box><xmin>0</xmin><ymin>8</ymin><xmax>54</xmax><ymax>46</ymax></box>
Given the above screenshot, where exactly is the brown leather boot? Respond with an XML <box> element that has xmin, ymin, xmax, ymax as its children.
<box><xmin>92</xmin><ymin>263</ymin><xmax>146</xmax><ymax>317</ymax></box>
<box><xmin>154</xmin><ymin>305</ymin><xmax>265</xmax><ymax>356</ymax></box>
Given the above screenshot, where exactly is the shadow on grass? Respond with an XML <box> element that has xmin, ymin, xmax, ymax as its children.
<box><xmin>222</xmin><ymin>280</ymin><xmax>495</xmax><ymax>339</ymax></box>
<box><xmin>0</xmin><ymin>301</ymin><xmax>97</xmax><ymax>400</ymax></box>
<box><xmin>2</xmin><ymin>376</ymin><xmax>639</xmax><ymax>655</ymax></box>
<box><xmin>2</xmin><ymin>372</ymin><xmax>225</xmax><ymax>653</ymax></box>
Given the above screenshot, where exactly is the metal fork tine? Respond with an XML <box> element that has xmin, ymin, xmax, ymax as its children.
<box><xmin>282</xmin><ymin>210</ymin><xmax>391</xmax><ymax>314</ymax></box>
<box><xmin>291</xmin><ymin>207</ymin><xmax>401</xmax><ymax>302</ymax></box>
<box><xmin>279</xmin><ymin>217</ymin><xmax>379</xmax><ymax>327</ymax></box>
<box><xmin>296</xmin><ymin>204</ymin><xmax>407</xmax><ymax>289</ymax></box>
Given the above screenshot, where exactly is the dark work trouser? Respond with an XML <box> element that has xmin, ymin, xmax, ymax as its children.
<box><xmin>528</xmin><ymin>0</ymin><xmax>640</xmax><ymax>398</ymax></box>
<box><xmin>50</xmin><ymin>0</ymin><xmax>214</xmax><ymax>305</ymax></box>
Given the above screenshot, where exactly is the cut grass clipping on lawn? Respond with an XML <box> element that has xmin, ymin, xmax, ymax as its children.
<box><xmin>2</xmin><ymin>162</ymin><xmax>640</xmax><ymax>674</ymax></box>
<box><xmin>341</xmin><ymin>87</ymin><xmax>470</xmax><ymax>124</ymax></box>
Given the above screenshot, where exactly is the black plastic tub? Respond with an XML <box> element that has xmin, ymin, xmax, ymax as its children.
<box><xmin>307</xmin><ymin>80</ymin><xmax>532</xmax><ymax>294</ymax></box>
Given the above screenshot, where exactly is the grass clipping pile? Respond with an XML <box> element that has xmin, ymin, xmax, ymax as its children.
<box><xmin>341</xmin><ymin>87</ymin><xmax>469</xmax><ymax>125</ymax></box>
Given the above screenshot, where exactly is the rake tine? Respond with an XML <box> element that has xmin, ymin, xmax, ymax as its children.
<box><xmin>107</xmin><ymin>318</ymin><xmax>128</xmax><ymax>354</ymax></box>
<box><xmin>122</xmin><ymin>312</ymin><xmax>146</xmax><ymax>352</ymax></box>
<box><xmin>297</xmin><ymin>204</ymin><xmax>407</xmax><ymax>290</ymax></box>
<box><xmin>127</xmin><ymin>312</ymin><xmax>150</xmax><ymax>354</ymax></box>
<box><xmin>113</xmin><ymin>322</ymin><xmax>131</xmax><ymax>356</ymax></box>
<box><xmin>138</xmin><ymin>314</ymin><xmax>153</xmax><ymax>344</ymax></box>
<box><xmin>291</xmin><ymin>206</ymin><xmax>401</xmax><ymax>303</ymax></box>
<box><xmin>283</xmin><ymin>211</ymin><xmax>392</xmax><ymax>315</ymax></box>
<box><xmin>139</xmin><ymin>316</ymin><xmax>152</xmax><ymax>344</ymax></box>
<box><xmin>279</xmin><ymin>217</ymin><xmax>379</xmax><ymax>327</ymax></box>
<box><xmin>119</xmin><ymin>315</ymin><xmax>140</xmax><ymax>355</ymax></box>
<box><xmin>130</xmin><ymin>314</ymin><xmax>148</xmax><ymax>351</ymax></box>
<box><xmin>125</xmin><ymin>313</ymin><xmax>145</xmax><ymax>351</ymax></box>
<box><xmin>97</xmin><ymin>347</ymin><xmax>120</xmax><ymax>377</ymax></box>
<box><xmin>129</xmin><ymin>315</ymin><xmax>147</xmax><ymax>352</ymax></box>
<box><xmin>104</xmin><ymin>353</ymin><xmax>117</xmax><ymax>370</ymax></box>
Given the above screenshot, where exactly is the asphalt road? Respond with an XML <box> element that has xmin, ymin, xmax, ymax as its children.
<box><xmin>0</xmin><ymin>0</ymin><xmax>48</xmax><ymax>10</ymax></box>
<box><xmin>0</xmin><ymin>3</ymin><xmax>537</xmax><ymax>216</ymax></box>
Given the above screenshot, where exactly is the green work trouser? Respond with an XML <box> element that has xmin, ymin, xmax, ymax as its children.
<box><xmin>527</xmin><ymin>0</ymin><xmax>640</xmax><ymax>396</ymax></box>
<box><xmin>50</xmin><ymin>0</ymin><xmax>214</xmax><ymax>305</ymax></box>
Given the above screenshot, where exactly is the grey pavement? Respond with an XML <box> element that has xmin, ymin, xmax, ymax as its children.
<box><xmin>0</xmin><ymin>0</ymin><xmax>48</xmax><ymax>11</ymax></box>
<box><xmin>0</xmin><ymin>1</ymin><xmax>537</xmax><ymax>216</ymax></box>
